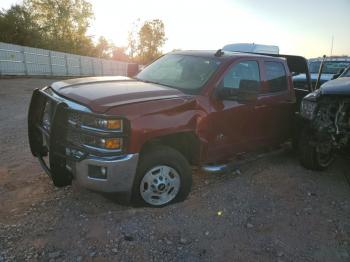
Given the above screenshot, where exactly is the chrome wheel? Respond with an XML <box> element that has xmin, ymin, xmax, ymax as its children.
<box><xmin>140</xmin><ymin>165</ymin><xmax>181</xmax><ymax>206</ymax></box>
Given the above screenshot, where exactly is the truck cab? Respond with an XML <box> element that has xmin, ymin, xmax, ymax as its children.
<box><xmin>28</xmin><ymin>50</ymin><xmax>310</xmax><ymax>207</ymax></box>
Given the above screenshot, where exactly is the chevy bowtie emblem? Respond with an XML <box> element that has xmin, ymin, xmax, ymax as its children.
<box><xmin>216</xmin><ymin>133</ymin><xmax>225</xmax><ymax>141</ymax></box>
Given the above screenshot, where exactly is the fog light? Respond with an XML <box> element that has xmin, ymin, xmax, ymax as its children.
<box><xmin>88</xmin><ymin>165</ymin><xmax>107</xmax><ymax>179</ymax></box>
<box><xmin>100</xmin><ymin>167</ymin><xmax>107</xmax><ymax>176</ymax></box>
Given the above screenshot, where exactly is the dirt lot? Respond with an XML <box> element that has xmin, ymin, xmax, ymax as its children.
<box><xmin>0</xmin><ymin>78</ymin><xmax>349</xmax><ymax>262</ymax></box>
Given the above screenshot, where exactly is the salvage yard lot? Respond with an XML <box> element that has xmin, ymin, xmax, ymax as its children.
<box><xmin>0</xmin><ymin>78</ymin><xmax>349</xmax><ymax>261</ymax></box>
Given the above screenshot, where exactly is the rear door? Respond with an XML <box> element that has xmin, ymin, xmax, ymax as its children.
<box><xmin>255</xmin><ymin>60</ymin><xmax>295</xmax><ymax>145</ymax></box>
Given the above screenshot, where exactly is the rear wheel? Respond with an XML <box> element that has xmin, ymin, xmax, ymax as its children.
<box><xmin>132</xmin><ymin>145</ymin><xmax>192</xmax><ymax>207</ymax></box>
<box><xmin>299</xmin><ymin>128</ymin><xmax>334</xmax><ymax>170</ymax></box>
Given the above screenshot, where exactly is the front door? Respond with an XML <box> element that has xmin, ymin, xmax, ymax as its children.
<box><xmin>206</xmin><ymin>59</ymin><xmax>262</xmax><ymax>162</ymax></box>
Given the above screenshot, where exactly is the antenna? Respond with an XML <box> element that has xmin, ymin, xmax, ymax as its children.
<box><xmin>330</xmin><ymin>35</ymin><xmax>334</xmax><ymax>57</ymax></box>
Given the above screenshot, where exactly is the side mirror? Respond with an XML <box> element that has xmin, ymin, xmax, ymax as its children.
<box><xmin>217</xmin><ymin>80</ymin><xmax>259</xmax><ymax>102</ymax></box>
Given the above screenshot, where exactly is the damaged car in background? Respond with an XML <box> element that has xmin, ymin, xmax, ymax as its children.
<box><xmin>293</xmin><ymin>56</ymin><xmax>350</xmax><ymax>89</ymax></box>
<box><xmin>298</xmin><ymin>65</ymin><xmax>350</xmax><ymax>170</ymax></box>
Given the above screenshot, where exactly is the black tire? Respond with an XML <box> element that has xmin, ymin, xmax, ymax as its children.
<box><xmin>132</xmin><ymin>145</ymin><xmax>192</xmax><ymax>207</ymax></box>
<box><xmin>291</xmin><ymin>132</ymin><xmax>299</xmax><ymax>152</ymax></box>
<box><xmin>298</xmin><ymin>128</ymin><xmax>334</xmax><ymax>171</ymax></box>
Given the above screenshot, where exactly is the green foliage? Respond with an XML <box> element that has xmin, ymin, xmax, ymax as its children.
<box><xmin>24</xmin><ymin>0</ymin><xmax>94</xmax><ymax>55</ymax></box>
<box><xmin>0</xmin><ymin>2</ymin><xmax>167</xmax><ymax>63</ymax></box>
<box><xmin>0</xmin><ymin>5</ymin><xmax>44</xmax><ymax>47</ymax></box>
<box><xmin>136</xmin><ymin>19</ymin><xmax>167</xmax><ymax>64</ymax></box>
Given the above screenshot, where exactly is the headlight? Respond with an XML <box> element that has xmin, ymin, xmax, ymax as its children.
<box><xmin>67</xmin><ymin>112</ymin><xmax>125</xmax><ymax>152</ymax></box>
<box><xmin>300</xmin><ymin>99</ymin><xmax>317</xmax><ymax>119</ymax></box>
<box><xmin>42</xmin><ymin>100</ymin><xmax>52</xmax><ymax>131</ymax></box>
<box><xmin>96</xmin><ymin>119</ymin><xmax>122</xmax><ymax>130</ymax></box>
<box><xmin>68</xmin><ymin>112</ymin><xmax>123</xmax><ymax>132</ymax></box>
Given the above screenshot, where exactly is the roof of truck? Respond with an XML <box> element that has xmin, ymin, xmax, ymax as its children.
<box><xmin>171</xmin><ymin>50</ymin><xmax>285</xmax><ymax>61</ymax></box>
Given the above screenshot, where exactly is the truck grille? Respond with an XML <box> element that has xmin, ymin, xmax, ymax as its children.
<box><xmin>42</xmin><ymin>99</ymin><xmax>56</xmax><ymax>131</ymax></box>
<box><xmin>68</xmin><ymin>111</ymin><xmax>83</xmax><ymax>126</ymax></box>
<box><xmin>30</xmin><ymin>87</ymin><xmax>127</xmax><ymax>161</ymax></box>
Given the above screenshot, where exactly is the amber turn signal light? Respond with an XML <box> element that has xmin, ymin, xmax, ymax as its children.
<box><xmin>102</xmin><ymin>138</ymin><xmax>122</xmax><ymax>150</ymax></box>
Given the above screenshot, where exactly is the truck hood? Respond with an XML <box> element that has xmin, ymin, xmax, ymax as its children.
<box><xmin>50</xmin><ymin>76</ymin><xmax>187</xmax><ymax>113</ymax></box>
<box><xmin>320</xmin><ymin>77</ymin><xmax>350</xmax><ymax>96</ymax></box>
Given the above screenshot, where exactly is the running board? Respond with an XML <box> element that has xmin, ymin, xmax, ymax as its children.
<box><xmin>201</xmin><ymin>164</ymin><xmax>230</xmax><ymax>174</ymax></box>
<box><xmin>202</xmin><ymin>147</ymin><xmax>287</xmax><ymax>174</ymax></box>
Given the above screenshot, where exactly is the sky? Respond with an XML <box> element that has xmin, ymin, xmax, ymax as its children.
<box><xmin>1</xmin><ymin>0</ymin><xmax>350</xmax><ymax>58</ymax></box>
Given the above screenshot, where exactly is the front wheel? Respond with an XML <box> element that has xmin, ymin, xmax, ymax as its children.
<box><xmin>298</xmin><ymin>128</ymin><xmax>334</xmax><ymax>170</ymax></box>
<box><xmin>132</xmin><ymin>145</ymin><xmax>192</xmax><ymax>207</ymax></box>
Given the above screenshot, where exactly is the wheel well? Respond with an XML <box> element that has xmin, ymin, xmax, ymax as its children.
<box><xmin>141</xmin><ymin>132</ymin><xmax>201</xmax><ymax>165</ymax></box>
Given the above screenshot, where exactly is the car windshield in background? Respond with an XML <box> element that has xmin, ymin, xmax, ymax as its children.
<box><xmin>309</xmin><ymin>61</ymin><xmax>350</xmax><ymax>74</ymax></box>
<box><xmin>136</xmin><ymin>54</ymin><xmax>221</xmax><ymax>93</ymax></box>
<box><xmin>341</xmin><ymin>67</ymin><xmax>350</xmax><ymax>77</ymax></box>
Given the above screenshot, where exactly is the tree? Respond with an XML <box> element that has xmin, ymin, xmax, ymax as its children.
<box><xmin>0</xmin><ymin>5</ymin><xmax>44</xmax><ymax>47</ymax></box>
<box><xmin>24</xmin><ymin>0</ymin><xmax>94</xmax><ymax>55</ymax></box>
<box><xmin>127</xmin><ymin>19</ymin><xmax>141</xmax><ymax>61</ymax></box>
<box><xmin>112</xmin><ymin>46</ymin><xmax>129</xmax><ymax>62</ymax></box>
<box><xmin>94</xmin><ymin>36</ymin><xmax>113</xmax><ymax>58</ymax></box>
<box><xmin>136</xmin><ymin>19</ymin><xmax>166</xmax><ymax>64</ymax></box>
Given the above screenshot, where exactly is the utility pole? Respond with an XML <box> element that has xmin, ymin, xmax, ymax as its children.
<box><xmin>330</xmin><ymin>35</ymin><xmax>334</xmax><ymax>57</ymax></box>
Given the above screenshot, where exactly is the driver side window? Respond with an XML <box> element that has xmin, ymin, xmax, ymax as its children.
<box><xmin>220</xmin><ymin>61</ymin><xmax>260</xmax><ymax>89</ymax></box>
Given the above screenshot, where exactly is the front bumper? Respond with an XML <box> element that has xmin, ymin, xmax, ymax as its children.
<box><xmin>71</xmin><ymin>154</ymin><xmax>139</xmax><ymax>193</ymax></box>
<box><xmin>28</xmin><ymin>87</ymin><xmax>138</xmax><ymax>195</ymax></box>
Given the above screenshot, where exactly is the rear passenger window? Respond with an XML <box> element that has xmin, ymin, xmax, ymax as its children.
<box><xmin>264</xmin><ymin>62</ymin><xmax>288</xmax><ymax>92</ymax></box>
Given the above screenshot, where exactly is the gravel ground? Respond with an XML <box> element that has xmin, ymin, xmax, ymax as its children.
<box><xmin>0</xmin><ymin>78</ymin><xmax>349</xmax><ymax>262</ymax></box>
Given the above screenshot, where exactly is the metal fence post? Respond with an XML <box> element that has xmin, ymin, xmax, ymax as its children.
<box><xmin>22</xmin><ymin>48</ymin><xmax>28</xmax><ymax>75</ymax></box>
<box><xmin>79</xmin><ymin>56</ymin><xmax>83</xmax><ymax>75</ymax></box>
<box><xmin>91</xmin><ymin>58</ymin><xmax>95</xmax><ymax>76</ymax></box>
<box><xmin>65</xmin><ymin>54</ymin><xmax>69</xmax><ymax>76</ymax></box>
<box><xmin>49</xmin><ymin>51</ymin><xmax>53</xmax><ymax>76</ymax></box>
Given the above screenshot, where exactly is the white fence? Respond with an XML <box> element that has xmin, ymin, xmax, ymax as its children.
<box><xmin>0</xmin><ymin>42</ymin><xmax>130</xmax><ymax>77</ymax></box>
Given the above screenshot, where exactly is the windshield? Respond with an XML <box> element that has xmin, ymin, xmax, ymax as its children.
<box><xmin>309</xmin><ymin>61</ymin><xmax>350</xmax><ymax>74</ymax></box>
<box><xmin>341</xmin><ymin>66</ymin><xmax>350</xmax><ymax>77</ymax></box>
<box><xmin>136</xmin><ymin>54</ymin><xmax>221</xmax><ymax>93</ymax></box>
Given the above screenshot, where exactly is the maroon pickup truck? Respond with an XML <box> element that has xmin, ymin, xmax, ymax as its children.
<box><xmin>28</xmin><ymin>50</ymin><xmax>311</xmax><ymax>207</ymax></box>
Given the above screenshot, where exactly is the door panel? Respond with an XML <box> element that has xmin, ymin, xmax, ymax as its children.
<box><xmin>206</xmin><ymin>60</ymin><xmax>261</xmax><ymax>162</ymax></box>
<box><xmin>254</xmin><ymin>92</ymin><xmax>295</xmax><ymax>146</ymax></box>
<box><xmin>206</xmin><ymin>100</ymin><xmax>255</xmax><ymax>162</ymax></box>
<box><xmin>255</xmin><ymin>61</ymin><xmax>295</xmax><ymax>145</ymax></box>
